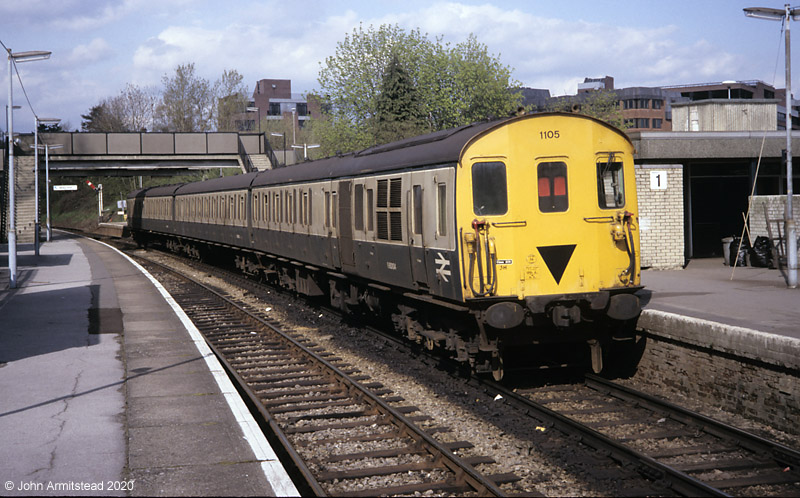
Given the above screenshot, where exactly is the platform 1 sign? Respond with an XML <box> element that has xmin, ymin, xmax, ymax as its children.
<box><xmin>53</xmin><ymin>185</ymin><xmax>78</xmax><ymax>191</ymax></box>
<box><xmin>649</xmin><ymin>171</ymin><xmax>668</xmax><ymax>190</ymax></box>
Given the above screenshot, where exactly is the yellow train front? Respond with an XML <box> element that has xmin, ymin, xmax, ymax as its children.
<box><xmin>454</xmin><ymin>113</ymin><xmax>641</xmax><ymax>377</ymax></box>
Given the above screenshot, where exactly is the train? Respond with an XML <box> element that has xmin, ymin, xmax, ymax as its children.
<box><xmin>128</xmin><ymin>112</ymin><xmax>643</xmax><ymax>380</ymax></box>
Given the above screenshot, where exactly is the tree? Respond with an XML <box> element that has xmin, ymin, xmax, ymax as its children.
<box><xmin>315</xmin><ymin>24</ymin><xmax>522</xmax><ymax>154</ymax></box>
<box><xmin>81</xmin><ymin>102</ymin><xmax>126</xmax><ymax>132</ymax></box>
<box><xmin>215</xmin><ymin>69</ymin><xmax>248</xmax><ymax>132</ymax></box>
<box><xmin>155</xmin><ymin>63</ymin><xmax>215</xmax><ymax>132</ymax></box>
<box><xmin>374</xmin><ymin>53</ymin><xmax>424</xmax><ymax>143</ymax></box>
<box><xmin>81</xmin><ymin>83</ymin><xmax>156</xmax><ymax>132</ymax></box>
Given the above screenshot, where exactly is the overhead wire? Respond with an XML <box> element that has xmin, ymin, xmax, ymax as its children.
<box><xmin>0</xmin><ymin>37</ymin><xmax>43</xmax><ymax>126</ymax></box>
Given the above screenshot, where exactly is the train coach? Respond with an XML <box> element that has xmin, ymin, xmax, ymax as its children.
<box><xmin>128</xmin><ymin>112</ymin><xmax>642</xmax><ymax>380</ymax></box>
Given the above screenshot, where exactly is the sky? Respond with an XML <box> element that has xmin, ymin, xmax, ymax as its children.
<box><xmin>0</xmin><ymin>0</ymin><xmax>794</xmax><ymax>132</ymax></box>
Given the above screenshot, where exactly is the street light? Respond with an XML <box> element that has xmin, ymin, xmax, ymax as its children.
<box><xmin>745</xmin><ymin>5</ymin><xmax>798</xmax><ymax>288</ymax></box>
<box><xmin>6</xmin><ymin>48</ymin><xmax>50</xmax><ymax>289</ymax></box>
<box><xmin>31</xmin><ymin>117</ymin><xmax>60</xmax><ymax>245</ymax></box>
<box><xmin>31</xmin><ymin>117</ymin><xmax>59</xmax><ymax>255</ymax></box>
<box><xmin>246</xmin><ymin>106</ymin><xmax>261</xmax><ymax>133</ymax></box>
<box><xmin>270</xmin><ymin>132</ymin><xmax>286</xmax><ymax>166</ymax></box>
<box><xmin>291</xmin><ymin>143</ymin><xmax>320</xmax><ymax>161</ymax></box>
<box><xmin>291</xmin><ymin>107</ymin><xmax>296</xmax><ymax>145</ymax></box>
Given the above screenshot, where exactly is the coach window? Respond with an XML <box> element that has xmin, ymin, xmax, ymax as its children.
<box><xmin>413</xmin><ymin>185</ymin><xmax>423</xmax><ymax>235</ymax></box>
<box><xmin>306</xmin><ymin>188</ymin><xmax>312</xmax><ymax>225</ymax></box>
<box><xmin>331</xmin><ymin>192</ymin><xmax>338</xmax><ymax>229</ymax></box>
<box><xmin>472</xmin><ymin>162</ymin><xmax>508</xmax><ymax>216</ymax></box>
<box><xmin>325</xmin><ymin>191</ymin><xmax>331</xmax><ymax>228</ymax></box>
<box><xmin>437</xmin><ymin>183</ymin><xmax>447</xmax><ymax>237</ymax></box>
<box><xmin>367</xmin><ymin>188</ymin><xmax>374</xmax><ymax>232</ymax></box>
<box><xmin>537</xmin><ymin>161</ymin><xmax>568</xmax><ymax>213</ymax></box>
<box><xmin>597</xmin><ymin>155</ymin><xmax>625</xmax><ymax>209</ymax></box>
<box><xmin>354</xmin><ymin>184</ymin><xmax>364</xmax><ymax>231</ymax></box>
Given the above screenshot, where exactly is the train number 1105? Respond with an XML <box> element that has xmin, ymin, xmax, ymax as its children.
<box><xmin>539</xmin><ymin>130</ymin><xmax>560</xmax><ymax>139</ymax></box>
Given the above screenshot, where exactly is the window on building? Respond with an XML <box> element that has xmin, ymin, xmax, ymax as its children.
<box><xmin>268</xmin><ymin>102</ymin><xmax>281</xmax><ymax>116</ymax></box>
<box><xmin>472</xmin><ymin>162</ymin><xmax>508</xmax><ymax>216</ymax></box>
<box><xmin>652</xmin><ymin>118</ymin><xmax>663</xmax><ymax>129</ymax></box>
<box><xmin>296</xmin><ymin>103</ymin><xmax>308</xmax><ymax>116</ymax></box>
<box><xmin>597</xmin><ymin>156</ymin><xmax>625</xmax><ymax>209</ymax></box>
<box><xmin>537</xmin><ymin>162</ymin><xmax>568</xmax><ymax>213</ymax></box>
<box><xmin>652</xmin><ymin>99</ymin><xmax>663</xmax><ymax>109</ymax></box>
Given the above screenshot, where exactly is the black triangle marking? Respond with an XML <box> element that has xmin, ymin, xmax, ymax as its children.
<box><xmin>537</xmin><ymin>245</ymin><xmax>576</xmax><ymax>284</ymax></box>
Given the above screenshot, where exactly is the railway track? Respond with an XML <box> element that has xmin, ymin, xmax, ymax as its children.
<box><xmin>131</xmin><ymin>251</ymin><xmax>521</xmax><ymax>497</ymax></box>
<box><xmin>483</xmin><ymin>375</ymin><xmax>800</xmax><ymax>497</ymax></box>
<box><xmin>124</xmin><ymin>244</ymin><xmax>799</xmax><ymax>497</ymax></box>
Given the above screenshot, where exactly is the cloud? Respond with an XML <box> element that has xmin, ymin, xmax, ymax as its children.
<box><xmin>362</xmin><ymin>2</ymin><xmax>745</xmax><ymax>92</ymax></box>
<box><xmin>68</xmin><ymin>38</ymin><xmax>115</xmax><ymax>65</ymax></box>
<box><xmin>130</xmin><ymin>9</ymin><xmax>361</xmax><ymax>91</ymax></box>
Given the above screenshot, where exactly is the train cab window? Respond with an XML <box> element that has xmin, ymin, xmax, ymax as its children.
<box><xmin>597</xmin><ymin>157</ymin><xmax>625</xmax><ymax>209</ymax></box>
<box><xmin>472</xmin><ymin>162</ymin><xmax>508</xmax><ymax>216</ymax></box>
<box><xmin>537</xmin><ymin>161</ymin><xmax>568</xmax><ymax>213</ymax></box>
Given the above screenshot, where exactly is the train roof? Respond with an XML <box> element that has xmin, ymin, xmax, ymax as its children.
<box><xmin>249</xmin><ymin>118</ymin><xmax>504</xmax><ymax>188</ymax></box>
<box><xmin>175</xmin><ymin>171</ymin><xmax>259</xmax><ymax>195</ymax></box>
<box><xmin>130</xmin><ymin>113</ymin><xmax>631</xmax><ymax>197</ymax></box>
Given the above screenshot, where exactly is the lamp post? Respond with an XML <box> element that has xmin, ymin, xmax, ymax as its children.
<box><xmin>246</xmin><ymin>106</ymin><xmax>261</xmax><ymax>133</ymax></box>
<box><xmin>31</xmin><ymin>117</ymin><xmax>59</xmax><ymax>254</ymax></box>
<box><xmin>745</xmin><ymin>5</ymin><xmax>798</xmax><ymax>288</ymax></box>
<box><xmin>270</xmin><ymin>132</ymin><xmax>286</xmax><ymax>166</ymax></box>
<box><xmin>30</xmin><ymin>136</ymin><xmax>61</xmax><ymax>243</ymax></box>
<box><xmin>291</xmin><ymin>143</ymin><xmax>320</xmax><ymax>161</ymax></box>
<box><xmin>6</xmin><ymin>48</ymin><xmax>50</xmax><ymax>289</ymax></box>
<box><xmin>291</xmin><ymin>107</ymin><xmax>296</xmax><ymax>145</ymax></box>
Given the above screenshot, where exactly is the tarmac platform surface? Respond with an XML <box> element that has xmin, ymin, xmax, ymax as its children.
<box><xmin>640</xmin><ymin>258</ymin><xmax>799</xmax><ymax>340</ymax></box>
<box><xmin>0</xmin><ymin>232</ymin><xmax>297</xmax><ymax>496</ymax></box>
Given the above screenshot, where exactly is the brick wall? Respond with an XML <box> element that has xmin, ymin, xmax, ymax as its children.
<box><xmin>635</xmin><ymin>165</ymin><xmax>685</xmax><ymax>269</ymax></box>
<box><xmin>633</xmin><ymin>335</ymin><xmax>799</xmax><ymax>436</ymax></box>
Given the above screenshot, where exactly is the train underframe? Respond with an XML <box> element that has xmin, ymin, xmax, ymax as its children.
<box><xmin>137</xmin><ymin>230</ymin><xmax>644</xmax><ymax>381</ymax></box>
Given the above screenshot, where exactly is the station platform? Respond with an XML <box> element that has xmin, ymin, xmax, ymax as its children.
<box><xmin>0</xmin><ymin>232</ymin><xmax>298</xmax><ymax>496</ymax></box>
<box><xmin>639</xmin><ymin>259</ymin><xmax>800</xmax><ymax>370</ymax></box>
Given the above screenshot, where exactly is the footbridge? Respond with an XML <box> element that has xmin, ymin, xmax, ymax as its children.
<box><xmin>29</xmin><ymin>131</ymin><xmax>279</xmax><ymax>176</ymax></box>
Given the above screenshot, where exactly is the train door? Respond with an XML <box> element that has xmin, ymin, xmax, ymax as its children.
<box><xmin>337</xmin><ymin>180</ymin><xmax>356</xmax><ymax>270</ymax></box>
<box><xmin>324</xmin><ymin>183</ymin><xmax>341</xmax><ymax>268</ymax></box>
<box><xmin>408</xmin><ymin>173</ymin><xmax>429</xmax><ymax>287</ymax></box>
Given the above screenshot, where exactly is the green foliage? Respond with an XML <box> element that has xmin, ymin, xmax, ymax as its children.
<box><xmin>546</xmin><ymin>90</ymin><xmax>628</xmax><ymax>130</ymax></box>
<box><xmin>155</xmin><ymin>63</ymin><xmax>215</xmax><ymax>132</ymax></box>
<box><xmin>81</xmin><ymin>83</ymin><xmax>157</xmax><ymax>132</ymax></box>
<box><xmin>374</xmin><ymin>54</ymin><xmax>424</xmax><ymax>144</ymax></box>
<box><xmin>315</xmin><ymin>24</ymin><xmax>522</xmax><ymax>155</ymax></box>
<box><xmin>215</xmin><ymin>69</ymin><xmax>249</xmax><ymax>132</ymax></box>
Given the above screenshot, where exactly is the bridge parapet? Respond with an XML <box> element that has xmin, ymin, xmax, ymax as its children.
<box><xmin>40</xmin><ymin>132</ymin><xmax>269</xmax><ymax>156</ymax></box>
